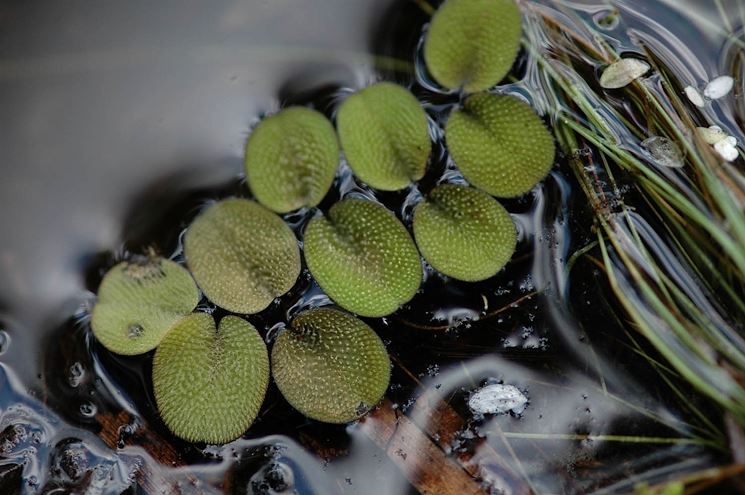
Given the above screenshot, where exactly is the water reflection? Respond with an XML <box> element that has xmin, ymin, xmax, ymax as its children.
<box><xmin>0</xmin><ymin>0</ymin><xmax>738</xmax><ymax>493</ymax></box>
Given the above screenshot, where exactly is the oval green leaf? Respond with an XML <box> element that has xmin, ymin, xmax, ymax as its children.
<box><xmin>184</xmin><ymin>198</ymin><xmax>301</xmax><ymax>314</ymax></box>
<box><xmin>153</xmin><ymin>314</ymin><xmax>269</xmax><ymax>444</ymax></box>
<box><xmin>446</xmin><ymin>93</ymin><xmax>555</xmax><ymax>197</ymax></box>
<box><xmin>413</xmin><ymin>184</ymin><xmax>516</xmax><ymax>281</ymax></box>
<box><xmin>272</xmin><ymin>308</ymin><xmax>390</xmax><ymax>423</ymax></box>
<box><xmin>304</xmin><ymin>199</ymin><xmax>422</xmax><ymax>317</ymax></box>
<box><xmin>91</xmin><ymin>257</ymin><xmax>200</xmax><ymax>355</ymax></box>
<box><xmin>423</xmin><ymin>0</ymin><xmax>522</xmax><ymax>92</ymax></box>
<box><xmin>337</xmin><ymin>82</ymin><xmax>431</xmax><ymax>190</ymax></box>
<box><xmin>245</xmin><ymin>107</ymin><xmax>339</xmax><ymax>213</ymax></box>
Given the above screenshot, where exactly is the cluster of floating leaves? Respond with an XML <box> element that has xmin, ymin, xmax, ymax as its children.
<box><xmin>90</xmin><ymin>0</ymin><xmax>556</xmax><ymax>444</ymax></box>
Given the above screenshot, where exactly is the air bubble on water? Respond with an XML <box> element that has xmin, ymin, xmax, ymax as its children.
<box><xmin>79</xmin><ymin>403</ymin><xmax>97</xmax><ymax>418</ymax></box>
<box><xmin>68</xmin><ymin>362</ymin><xmax>85</xmax><ymax>388</ymax></box>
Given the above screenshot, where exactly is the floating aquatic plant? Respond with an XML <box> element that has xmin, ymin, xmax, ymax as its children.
<box><xmin>271</xmin><ymin>307</ymin><xmax>390</xmax><ymax>423</ymax></box>
<box><xmin>446</xmin><ymin>93</ymin><xmax>555</xmax><ymax>197</ymax></box>
<box><xmin>413</xmin><ymin>184</ymin><xmax>516</xmax><ymax>281</ymax></box>
<box><xmin>599</xmin><ymin>58</ymin><xmax>650</xmax><ymax>89</ymax></box>
<box><xmin>304</xmin><ymin>198</ymin><xmax>422</xmax><ymax>317</ymax></box>
<box><xmin>336</xmin><ymin>82</ymin><xmax>431</xmax><ymax>190</ymax></box>
<box><xmin>91</xmin><ymin>257</ymin><xmax>200</xmax><ymax>355</ymax></box>
<box><xmin>184</xmin><ymin>198</ymin><xmax>301</xmax><ymax>314</ymax></box>
<box><xmin>245</xmin><ymin>107</ymin><xmax>339</xmax><ymax>213</ymax></box>
<box><xmin>153</xmin><ymin>313</ymin><xmax>269</xmax><ymax>444</ymax></box>
<box><xmin>423</xmin><ymin>0</ymin><xmax>521</xmax><ymax>92</ymax></box>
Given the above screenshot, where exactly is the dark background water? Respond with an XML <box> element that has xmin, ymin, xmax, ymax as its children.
<box><xmin>0</xmin><ymin>1</ymin><xmax>741</xmax><ymax>494</ymax></box>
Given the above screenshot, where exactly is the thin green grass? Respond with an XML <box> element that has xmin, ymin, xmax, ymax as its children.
<box><xmin>524</xmin><ymin>1</ymin><xmax>745</xmax><ymax>436</ymax></box>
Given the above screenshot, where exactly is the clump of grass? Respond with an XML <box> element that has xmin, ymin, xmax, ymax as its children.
<box><xmin>522</xmin><ymin>0</ymin><xmax>745</xmax><ymax>434</ymax></box>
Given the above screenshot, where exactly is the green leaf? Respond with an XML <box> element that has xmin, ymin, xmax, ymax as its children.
<box><xmin>184</xmin><ymin>198</ymin><xmax>301</xmax><ymax>314</ymax></box>
<box><xmin>153</xmin><ymin>313</ymin><xmax>269</xmax><ymax>444</ymax></box>
<box><xmin>245</xmin><ymin>107</ymin><xmax>339</xmax><ymax>213</ymax></box>
<box><xmin>413</xmin><ymin>185</ymin><xmax>516</xmax><ymax>281</ymax></box>
<box><xmin>91</xmin><ymin>257</ymin><xmax>199</xmax><ymax>355</ymax></box>
<box><xmin>337</xmin><ymin>82</ymin><xmax>431</xmax><ymax>190</ymax></box>
<box><xmin>304</xmin><ymin>199</ymin><xmax>422</xmax><ymax>317</ymax></box>
<box><xmin>423</xmin><ymin>0</ymin><xmax>522</xmax><ymax>92</ymax></box>
<box><xmin>272</xmin><ymin>307</ymin><xmax>390</xmax><ymax>423</ymax></box>
<box><xmin>446</xmin><ymin>93</ymin><xmax>555</xmax><ymax>197</ymax></box>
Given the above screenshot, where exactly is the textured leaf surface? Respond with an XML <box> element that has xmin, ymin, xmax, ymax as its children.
<box><xmin>153</xmin><ymin>314</ymin><xmax>269</xmax><ymax>444</ymax></box>
<box><xmin>245</xmin><ymin>107</ymin><xmax>339</xmax><ymax>213</ymax></box>
<box><xmin>337</xmin><ymin>82</ymin><xmax>431</xmax><ymax>190</ymax></box>
<box><xmin>91</xmin><ymin>257</ymin><xmax>199</xmax><ymax>355</ymax></box>
<box><xmin>184</xmin><ymin>198</ymin><xmax>301</xmax><ymax>314</ymax></box>
<box><xmin>304</xmin><ymin>199</ymin><xmax>422</xmax><ymax>317</ymax></box>
<box><xmin>272</xmin><ymin>308</ymin><xmax>390</xmax><ymax>423</ymax></box>
<box><xmin>446</xmin><ymin>93</ymin><xmax>555</xmax><ymax>197</ymax></box>
<box><xmin>413</xmin><ymin>185</ymin><xmax>516</xmax><ymax>281</ymax></box>
<box><xmin>423</xmin><ymin>0</ymin><xmax>521</xmax><ymax>92</ymax></box>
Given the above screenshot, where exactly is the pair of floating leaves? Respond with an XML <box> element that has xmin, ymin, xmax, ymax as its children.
<box><xmin>424</xmin><ymin>0</ymin><xmax>522</xmax><ymax>92</ymax></box>
<box><xmin>184</xmin><ymin>198</ymin><xmax>301</xmax><ymax>314</ymax></box>
<box><xmin>413</xmin><ymin>185</ymin><xmax>516</xmax><ymax>281</ymax></box>
<box><xmin>91</xmin><ymin>257</ymin><xmax>200</xmax><ymax>355</ymax></box>
<box><xmin>304</xmin><ymin>199</ymin><xmax>422</xmax><ymax>317</ymax></box>
<box><xmin>337</xmin><ymin>82</ymin><xmax>431</xmax><ymax>191</ymax></box>
<box><xmin>245</xmin><ymin>107</ymin><xmax>339</xmax><ymax>213</ymax></box>
<box><xmin>153</xmin><ymin>313</ymin><xmax>269</xmax><ymax>444</ymax></box>
<box><xmin>446</xmin><ymin>93</ymin><xmax>555</xmax><ymax>197</ymax></box>
<box><xmin>272</xmin><ymin>308</ymin><xmax>390</xmax><ymax>424</ymax></box>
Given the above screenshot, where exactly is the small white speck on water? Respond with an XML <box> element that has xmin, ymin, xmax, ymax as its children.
<box><xmin>599</xmin><ymin>58</ymin><xmax>650</xmax><ymax>89</ymax></box>
<box><xmin>684</xmin><ymin>86</ymin><xmax>705</xmax><ymax>107</ymax></box>
<box><xmin>703</xmin><ymin>76</ymin><xmax>734</xmax><ymax>100</ymax></box>
<box><xmin>468</xmin><ymin>384</ymin><xmax>528</xmax><ymax>415</ymax></box>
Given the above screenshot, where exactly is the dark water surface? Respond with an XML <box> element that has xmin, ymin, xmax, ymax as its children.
<box><xmin>0</xmin><ymin>1</ymin><xmax>742</xmax><ymax>493</ymax></box>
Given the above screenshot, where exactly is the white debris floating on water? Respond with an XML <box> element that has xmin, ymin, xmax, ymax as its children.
<box><xmin>697</xmin><ymin>125</ymin><xmax>728</xmax><ymax>144</ymax></box>
<box><xmin>696</xmin><ymin>125</ymin><xmax>739</xmax><ymax>162</ymax></box>
<box><xmin>685</xmin><ymin>76</ymin><xmax>734</xmax><ymax>106</ymax></box>
<box><xmin>684</xmin><ymin>86</ymin><xmax>705</xmax><ymax>107</ymax></box>
<box><xmin>599</xmin><ymin>58</ymin><xmax>650</xmax><ymax>89</ymax></box>
<box><xmin>468</xmin><ymin>384</ymin><xmax>528</xmax><ymax>415</ymax></box>
<box><xmin>703</xmin><ymin>75</ymin><xmax>734</xmax><ymax>100</ymax></box>
<box><xmin>641</xmin><ymin>136</ymin><xmax>684</xmax><ymax>168</ymax></box>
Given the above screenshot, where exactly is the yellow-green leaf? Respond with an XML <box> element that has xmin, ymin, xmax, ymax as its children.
<box><xmin>423</xmin><ymin>0</ymin><xmax>522</xmax><ymax>92</ymax></box>
<box><xmin>184</xmin><ymin>198</ymin><xmax>301</xmax><ymax>314</ymax></box>
<box><xmin>245</xmin><ymin>107</ymin><xmax>339</xmax><ymax>213</ymax></box>
<box><xmin>413</xmin><ymin>185</ymin><xmax>516</xmax><ymax>281</ymax></box>
<box><xmin>446</xmin><ymin>93</ymin><xmax>555</xmax><ymax>197</ymax></box>
<box><xmin>91</xmin><ymin>257</ymin><xmax>199</xmax><ymax>355</ymax></box>
<box><xmin>337</xmin><ymin>82</ymin><xmax>431</xmax><ymax>190</ymax></box>
<box><xmin>272</xmin><ymin>308</ymin><xmax>390</xmax><ymax>423</ymax></box>
<box><xmin>304</xmin><ymin>199</ymin><xmax>422</xmax><ymax>317</ymax></box>
<box><xmin>153</xmin><ymin>314</ymin><xmax>269</xmax><ymax>444</ymax></box>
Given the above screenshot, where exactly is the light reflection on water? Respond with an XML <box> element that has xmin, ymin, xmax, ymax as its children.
<box><xmin>0</xmin><ymin>0</ymin><xmax>739</xmax><ymax>493</ymax></box>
